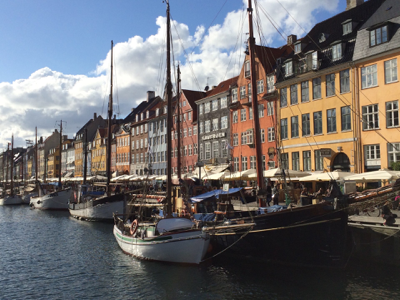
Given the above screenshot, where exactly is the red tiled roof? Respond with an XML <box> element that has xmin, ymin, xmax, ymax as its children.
<box><xmin>203</xmin><ymin>76</ymin><xmax>239</xmax><ymax>99</ymax></box>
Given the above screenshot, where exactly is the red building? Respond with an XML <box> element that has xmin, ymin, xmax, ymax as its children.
<box><xmin>172</xmin><ymin>89</ymin><xmax>205</xmax><ymax>176</ymax></box>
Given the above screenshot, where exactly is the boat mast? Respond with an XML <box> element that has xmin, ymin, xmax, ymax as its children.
<box><xmin>58</xmin><ymin>120</ymin><xmax>63</xmax><ymax>190</ymax></box>
<box><xmin>106</xmin><ymin>40</ymin><xmax>114</xmax><ymax>196</ymax></box>
<box><xmin>83</xmin><ymin>127</ymin><xmax>88</xmax><ymax>185</ymax></box>
<box><xmin>177</xmin><ymin>63</ymin><xmax>181</xmax><ymax>179</ymax></box>
<box><xmin>166</xmin><ymin>0</ymin><xmax>173</xmax><ymax>218</ymax></box>
<box><xmin>247</xmin><ymin>0</ymin><xmax>264</xmax><ymax>189</ymax></box>
<box><xmin>10</xmin><ymin>135</ymin><xmax>14</xmax><ymax>197</ymax></box>
<box><xmin>35</xmin><ymin>127</ymin><xmax>38</xmax><ymax>182</ymax></box>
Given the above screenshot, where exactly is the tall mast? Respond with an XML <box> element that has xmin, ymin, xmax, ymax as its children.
<box><xmin>35</xmin><ymin>127</ymin><xmax>38</xmax><ymax>182</ymax></box>
<box><xmin>10</xmin><ymin>135</ymin><xmax>14</xmax><ymax>197</ymax></box>
<box><xmin>83</xmin><ymin>127</ymin><xmax>88</xmax><ymax>185</ymax></box>
<box><xmin>247</xmin><ymin>0</ymin><xmax>264</xmax><ymax>189</ymax></box>
<box><xmin>58</xmin><ymin>120</ymin><xmax>63</xmax><ymax>190</ymax></box>
<box><xmin>166</xmin><ymin>1</ymin><xmax>173</xmax><ymax>218</ymax></box>
<box><xmin>106</xmin><ymin>40</ymin><xmax>114</xmax><ymax>196</ymax></box>
<box><xmin>177</xmin><ymin>64</ymin><xmax>181</xmax><ymax>179</ymax></box>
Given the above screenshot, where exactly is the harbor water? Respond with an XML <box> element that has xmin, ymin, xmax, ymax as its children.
<box><xmin>1</xmin><ymin>205</ymin><xmax>400</xmax><ymax>300</ymax></box>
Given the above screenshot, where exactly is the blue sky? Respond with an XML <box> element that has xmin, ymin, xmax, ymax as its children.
<box><xmin>0</xmin><ymin>0</ymin><xmax>347</xmax><ymax>149</ymax></box>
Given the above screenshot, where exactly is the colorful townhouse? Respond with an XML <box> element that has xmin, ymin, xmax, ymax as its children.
<box><xmin>275</xmin><ymin>0</ymin><xmax>384</xmax><ymax>174</ymax></box>
<box><xmin>230</xmin><ymin>44</ymin><xmax>289</xmax><ymax>175</ymax></box>
<box><xmin>196</xmin><ymin>77</ymin><xmax>238</xmax><ymax>174</ymax></box>
<box><xmin>172</xmin><ymin>89</ymin><xmax>205</xmax><ymax>175</ymax></box>
<box><xmin>115</xmin><ymin>125</ymin><xmax>131</xmax><ymax>175</ymax></box>
<box><xmin>352</xmin><ymin>0</ymin><xmax>400</xmax><ymax>172</ymax></box>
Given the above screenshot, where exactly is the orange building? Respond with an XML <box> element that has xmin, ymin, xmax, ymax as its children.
<box><xmin>115</xmin><ymin>125</ymin><xmax>130</xmax><ymax>175</ymax></box>
<box><xmin>230</xmin><ymin>45</ymin><xmax>290</xmax><ymax>175</ymax></box>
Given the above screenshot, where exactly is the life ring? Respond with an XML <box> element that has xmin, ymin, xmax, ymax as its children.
<box><xmin>130</xmin><ymin>219</ymin><xmax>138</xmax><ymax>236</ymax></box>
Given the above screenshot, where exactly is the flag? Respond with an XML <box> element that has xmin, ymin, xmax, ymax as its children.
<box><xmin>226</xmin><ymin>142</ymin><xmax>234</xmax><ymax>150</ymax></box>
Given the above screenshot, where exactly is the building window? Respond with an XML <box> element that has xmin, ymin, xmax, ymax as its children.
<box><xmin>267</xmin><ymin>101</ymin><xmax>274</xmax><ymax>116</ymax></box>
<box><xmin>194</xmin><ymin>143</ymin><xmax>198</xmax><ymax>154</ymax></box>
<box><xmin>365</xmin><ymin>144</ymin><xmax>380</xmax><ymax>164</ymax></box>
<box><xmin>343</xmin><ymin>21</ymin><xmax>352</xmax><ymax>35</ymax></box>
<box><xmin>204</xmin><ymin>102</ymin><xmax>211</xmax><ymax>113</ymax></box>
<box><xmin>213</xmin><ymin>141</ymin><xmax>219</xmax><ymax>158</ymax></box>
<box><xmin>248</xmin><ymin>156</ymin><xmax>255</xmax><ymax>170</ymax></box>
<box><xmin>388</xmin><ymin>143</ymin><xmax>400</xmax><ymax>167</ymax></box>
<box><xmin>262</xmin><ymin>155</ymin><xmax>266</xmax><ymax>170</ymax></box>
<box><xmin>205</xmin><ymin>143</ymin><xmax>211</xmax><ymax>160</ymax></box>
<box><xmin>199</xmin><ymin>104</ymin><xmax>204</xmax><ymax>115</ymax></box>
<box><xmin>292</xmin><ymin>152</ymin><xmax>299</xmax><ymax>171</ymax></box>
<box><xmin>245</xmin><ymin>60</ymin><xmax>250</xmax><ymax>77</ymax></box>
<box><xmin>313</xmin><ymin>111</ymin><xmax>322</xmax><ymax>135</ymax></box>
<box><xmin>285</xmin><ymin>61</ymin><xmax>293</xmax><ymax>77</ymax></box>
<box><xmin>326</xmin><ymin>73</ymin><xmax>335</xmax><ymax>97</ymax></box>
<box><xmin>261</xmin><ymin>129</ymin><xmax>265</xmax><ymax>143</ymax></box>
<box><xmin>212</xmin><ymin>99</ymin><xmax>219</xmax><ymax>111</ymax></box>
<box><xmin>242</xmin><ymin>156</ymin><xmax>248</xmax><ymax>171</ymax></box>
<box><xmin>327</xmin><ymin>109</ymin><xmax>337</xmax><ymax>133</ymax></box>
<box><xmin>301</xmin><ymin>81</ymin><xmax>309</xmax><ymax>103</ymax></box>
<box><xmin>221</xmin><ymin>116</ymin><xmax>228</xmax><ymax>129</ymax></box>
<box><xmin>312</xmin><ymin>51</ymin><xmax>318</xmax><ymax>70</ymax></box>
<box><xmin>302</xmin><ymin>113</ymin><xmax>310</xmax><ymax>136</ymax></box>
<box><xmin>281</xmin><ymin>118</ymin><xmax>288</xmax><ymax>139</ymax></box>
<box><xmin>341</xmin><ymin>106</ymin><xmax>351</xmax><ymax>131</ymax></box>
<box><xmin>234</xmin><ymin>157</ymin><xmax>239</xmax><ymax>172</ymax></box>
<box><xmin>193</xmin><ymin>125</ymin><xmax>197</xmax><ymax>135</ymax></box>
<box><xmin>232</xmin><ymin>88</ymin><xmax>238</xmax><ymax>103</ymax></box>
<box><xmin>294</xmin><ymin>43</ymin><xmax>301</xmax><ymax>54</ymax></box>
<box><xmin>221</xmin><ymin>140</ymin><xmax>227</xmax><ymax>157</ymax></box>
<box><xmin>386</xmin><ymin>101</ymin><xmax>399</xmax><ymax>128</ymax></box>
<box><xmin>312</xmin><ymin>77</ymin><xmax>321</xmax><ymax>99</ymax></box>
<box><xmin>248</xmin><ymin>83</ymin><xmax>252</xmax><ymax>103</ymax></box>
<box><xmin>233</xmin><ymin>133</ymin><xmax>239</xmax><ymax>146</ymax></box>
<box><xmin>267</xmin><ymin>75</ymin><xmax>274</xmax><ymax>93</ymax></box>
<box><xmin>340</xmin><ymin>69</ymin><xmax>350</xmax><ymax>93</ymax></box>
<box><xmin>370</xmin><ymin>25</ymin><xmax>388</xmax><ymax>47</ymax></box>
<box><xmin>233</xmin><ymin>111</ymin><xmax>238</xmax><ymax>123</ymax></box>
<box><xmin>240</xmin><ymin>86</ymin><xmax>246</xmax><ymax>99</ymax></box>
<box><xmin>362</xmin><ymin>104</ymin><xmax>379</xmax><ymax>130</ymax></box>
<box><xmin>188</xmin><ymin>112</ymin><xmax>191</xmax><ymax>120</ymax></box>
<box><xmin>280</xmin><ymin>153</ymin><xmax>288</xmax><ymax>169</ymax></box>
<box><xmin>385</xmin><ymin>59</ymin><xmax>398</xmax><ymax>84</ymax></box>
<box><xmin>258</xmin><ymin>104</ymin><xmax>264</xmax><ymax>118</ymax></box>
<box><xmin>361</xmin><ymin>64</ymin><xmax>377</xmax><ymax>89</ymax></box>
<box><xmin>280</xmin><ymin>88</ymin><xmax>287</xmax><ymax>107</ymax></box>
<box><xmin>241</xmin><ymin>109</ymin><xmax>246</xmax><ymax>122</ymax></box>
<box><xmin>332</xmin><ymin>43</ymin><xmax>342</xmax><ymax>61</ymax></box>
<box><xmin>241</xmin><ymin>132</ymin><xmax>246</xmax><ymax>145</ymax></box>
<box><xmin>315</xmin><ymin>150</ymin><xmax>323</xmax><ymax>171</ymax></box>
<box><xmin>290</xmin><ymin>84</ymin><xmax>298</xmax><ymax>105</ymax></box>
<box><xmin>268</xmin><ymin>127</ymin><xmax>275</xmax><ymax>142</ymax></box>
<box><xmin>291</xmin><ymin>116</ymin><xmax>299</xmax><ymax>138</ymax></box>
<box><xmin>189</xmin><ymin>127</ymin><xmax>192</xmax><ymax>136</ymax></box>
<box><xmin>257</xmin><ymin>80</ymin><xmax>264</xmax><ymax>94</ymax></box>
<box><xmin>303</xmin><ymin>151</ymin><xmax>311</xmax><ymax>171</ymax></box>
<box><xmin>249</xmin><ymin>107</ymin><xmax>253</xmax><ymax>120</ymax></box>
<box><xmin>212</xmin><ymin>118</ymin><xmax>219</xmax><ymax>131</ymax></box>
<box><xmin>205</xmin><ymin>120</ymin><xmax>211</xmax><ymax>133</ymax></box>
<box><xmin>199</xmin><ymin>122</ymin><xmax>204</xmax><ymax>134</ymax></box>
<box><xmin>221</xmin><ymin>96</ymin><xmax>227</xmax><ymax>108</ymax></box>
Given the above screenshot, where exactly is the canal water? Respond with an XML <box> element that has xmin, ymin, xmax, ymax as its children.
<box><xmin>1</xmin><ymin>205</ymin><xmax>400</xmax><ymax>300</ymax></box>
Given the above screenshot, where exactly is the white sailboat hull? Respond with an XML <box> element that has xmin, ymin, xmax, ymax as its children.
<box><xmin>30</xmin><ymin>189</ymin><xmax>71</xmax><ymax>210</ymax></box>
<box><xmin>69</xmin><ymin>200</ymin><xmax>124</xmax><ymax>221</ymax></box>
<box><xmin>113</xmin><ymin>225</ymin><xmax>210</xmax><ymax>264</ymax></box>
<box><xmin>0</xmin><ymin>195</ymin><xmax>23</xmax><ymax>205</ymax></box>
<box><xmin>22</xmin><ymin>192</ymin><xmax>38</xmax><ymax>204</ymax></box>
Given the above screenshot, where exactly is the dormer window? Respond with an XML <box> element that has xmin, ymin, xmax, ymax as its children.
<box><xmin>342</xmin><ymin>19</ymin><xmax>352</xmax><ymax>35</ymax></box>
<box><xmin>294</xmin><ymin>42</ymin><xmax>301</xmax><ymax>54</ymax></box>
<box><xmin>285</xmin><ymin>60</ymin><xmax>293</xmax><ymax>77</ymax></box>
<box><xmin>312</xmin><ymin>51</ymin><xmax>319</xmax><ymax>70</ymax></box>
<box><xmin>156</xmin><ymin>108</ymin><xmax>159</xmax><ymax>117</ymax></box>
<box><xmin>146</xmin><ymin>111</ymin><xmax>149</xmax><ymax>119</ymax></box>
<box><xmin>244</xmin><ymin>60</ymin><xmax>250</xmax><ymax>78</ymax></box>
<box><xmin>319</xmin><ymin>33</ymin><xmax>328</xmax><ymax>43</ymax></box>
<box><xmin>135</xmin><ymin>115</ymin><xmax>139</xmax><ymax>122</ymax></box>
<box><xmin>370</xmin><ymin>25</ymin><xmax>388</xmax><ymax>47</ymax></box>
<box><xmin>331</xmin><ymin>42</ymin><xmax>343</xmax><ymax>61</ymax></box>
<box><xmin>164</xmin><ymin>106</ymin><xmax>167</xmax><ymax>114</ymax></box>
<box><xmin>141</xmin><ymin>113</ymin><xmax>143</xmax><ymax>120</ymax></box>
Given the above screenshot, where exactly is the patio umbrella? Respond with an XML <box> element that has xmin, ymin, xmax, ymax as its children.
<box><xmin>344</xmin><ymin>169</ymin><xmax>400</xmax><ymax>182</ymax></box>
<box><xmin>299</xmin><ymin>170</ymin><xmax>356</xmax><ymax>182</ymax></box>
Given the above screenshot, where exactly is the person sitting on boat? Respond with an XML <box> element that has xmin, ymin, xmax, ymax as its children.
<box><xmin>382</xmin><ymin>201</ymin><xmax>397</xmax><ymax>226</ymax></box>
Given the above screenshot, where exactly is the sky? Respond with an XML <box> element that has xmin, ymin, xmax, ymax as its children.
<box><xmin>0</xmin><ymin>0</ymin><xmax>348</xmax><ymax>150</ymax></box>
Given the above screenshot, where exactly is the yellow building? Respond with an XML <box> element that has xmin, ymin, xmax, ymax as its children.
<box><xmin>91</xmin><ymin>128</ymin><xmax>107</xmax><ymax>175</ymax></box>
<box><xmin>47</xmin><ymin>147</ymin><xmax>60</xmax><ymax>178</ymax></box>
<box><xmin>275</xmin><ymin>1</ymin><xmax>385</xmax><ymax>175</ymax></box>
<box><xmin>353</xmin><ymin>5</ymin><xmax>400</xmax><ymax>172</ymax></box>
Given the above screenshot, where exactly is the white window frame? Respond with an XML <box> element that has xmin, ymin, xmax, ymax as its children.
<box><xmin>385</xmin><ymin>59</ymin><xmax>398</xmax><ymax>84</ymax></box>
<box><xmin>361</xmin><ymin>64</ymin><xmax>378</xmax><ymax>89</ymax></box>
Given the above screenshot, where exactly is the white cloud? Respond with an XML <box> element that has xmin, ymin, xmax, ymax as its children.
<box><xmin>0</xmin><ymin>0</ymin><xmax>339</xmax><ymax>150</ymax></box>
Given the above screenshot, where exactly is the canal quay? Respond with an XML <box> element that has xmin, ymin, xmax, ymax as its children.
<box><xmin>1</xmin><ymin>205</ymin><xmax>400</xmax><ymax>300</ymax></box>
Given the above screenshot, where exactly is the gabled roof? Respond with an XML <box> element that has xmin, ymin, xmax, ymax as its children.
<box><xmin>201</xmin><ymin>76</ymin><xmax>239</xmax><ymax>100</ymax></box>
<box><xmin>360</xmin><ymin>0</ymin><xmax>399</xmax><ymax>29</ymax></box>
<box><xmin>182</xmin><ymin>89</ymin><xmax>206</xmax><ymax>109</ymax></box>
<box><xmin>255</xmin><ymin>45</ymin><xmax>292</xmax><ymax>74</ymax></box>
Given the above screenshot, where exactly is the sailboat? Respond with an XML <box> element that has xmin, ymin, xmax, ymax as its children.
<box><xmin>30</xmin><ymin>123</ymin><xmax>72</xmax><ymax>210</ymax></box>
<box><xmin>113</xmin><ymin>2</ymin><xmax>210</xmax><ymax>264</ymax></box>
<box><xmin>0</xmin><ymin>135</ymin><xmax>23</xmax><ymax>205</ymax></box>
<box><xmin>68</xmin><ymin>41</ymin><xmax>125</xmax><ymax>221</ymax></box>
<box><xmin>192</xmin><ymin>0</ymin><xmax>352</xmax><ymax>268</ymax></box>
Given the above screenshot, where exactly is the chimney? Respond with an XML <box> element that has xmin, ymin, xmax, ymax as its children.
<box><xmin>287</xmin><ymin>34</ymin><xmax>297</xmax><ymax>46</ymax></box>
<box><xmin>346</xmin><ymin>0</ymin><xmax>364</xmax><ymax>10</ymax></box>
<box><xmin>93</xmin><ymin>112</ymin><xmax>97</xmax><ymax>120</ymax></box>
<box><xmin>147</xmin><ymin>91</ymin><xmax>155</xmax><ymax>102</ymax></box>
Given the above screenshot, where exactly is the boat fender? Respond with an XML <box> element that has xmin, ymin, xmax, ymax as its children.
<box><xmin>130</xmin><ymin>219</ymin><xmax>138</xmax><ymax>236</ymax></box>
